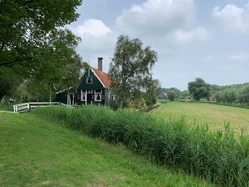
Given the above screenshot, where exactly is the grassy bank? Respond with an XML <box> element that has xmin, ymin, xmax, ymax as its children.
<box><xmin>0</xmin><ymin>112</ymin><xmax>216</xmax><ymax>187</ymax></box>
<box><xmin>151</xmin><ymin>102</ymin><xmax>249</xmax><ymax>135</ymax></box>
<box><xmin>30</xmin><ymin>105</ymin><xmax>249</xmax><ymax>186</ymax></box>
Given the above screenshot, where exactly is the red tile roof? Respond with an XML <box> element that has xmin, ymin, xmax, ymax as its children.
<box><xmin>91</xmin><ymin>67</ymin><xmax>112</xmax><ymax>89</ymax></box>
<box><xmin>162</xmin><ymin>92</ymin><xmax>167</xmax><ymax>97</ymax></box>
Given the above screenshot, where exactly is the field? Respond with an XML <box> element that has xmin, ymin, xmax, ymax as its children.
<box><xmin>151</xmin><ymin>102</ymin><xmax>249</xmax><ymax>135</ymax></box>
<box><xmin>0</xmin><ymin>112</ymin><xmax>216</xmax><ymax>187</ymax></box>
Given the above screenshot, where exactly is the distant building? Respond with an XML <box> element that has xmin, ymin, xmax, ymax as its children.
<box><xmin>157</xmin><ymin>92</ymin><xmax>167</xmax><ymax>100</ymax></box>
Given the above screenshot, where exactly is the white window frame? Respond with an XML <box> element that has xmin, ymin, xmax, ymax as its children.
<box><xmin>81</xmin><ymin>90</ymin><xmax>86</xmax><ymax>101</ymax></box>
<box><xmin>95</xmin><ymin>90</ymin><xmax>102</xmax><ymax>101</ymax></box>
<box><xmin>86</xmin><ymin>76</ymin><xmax>93</xmax><ymax>84</ymax></box>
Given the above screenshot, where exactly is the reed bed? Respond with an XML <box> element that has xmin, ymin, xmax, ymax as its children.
<box><xmin>32</xmin><ymin>106</ymin><xmax>249</xmax><ymax>187</ymax></box>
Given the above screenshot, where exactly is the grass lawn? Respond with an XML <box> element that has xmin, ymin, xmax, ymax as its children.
<box><xmin>151</xmin><ymin>102</ymin><xmax>249</xmax><ymax>135</ymax></box>
<box><xmin>0</xmin><ymin>112</ymin><xmax>217</xmax><ymax>187</ymax></box>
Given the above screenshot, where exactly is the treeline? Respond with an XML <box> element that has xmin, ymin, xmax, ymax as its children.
<box><xmin>161</xmin><ymin>82</ymin><xmax>249</xmax><ymax>104</ymax></box>
<box><xmin>211</xmin><ymin>83</ymin><xmax>249</xmax><ymax>104</ymax></box>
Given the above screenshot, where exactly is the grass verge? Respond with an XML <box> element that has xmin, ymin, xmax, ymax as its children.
<box><xmin>30</xmin><ymin>106</ymin><xmax>249</xmax><ymax>186</ymax></box>
<box><xmin>0</xmin><ymin>112</ymin><xmax>216</xmax><ymax>187</ymax></box>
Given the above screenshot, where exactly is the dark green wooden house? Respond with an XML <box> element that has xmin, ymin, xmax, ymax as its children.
<box><xmin>56</xmin><ymin>58</ymin><xmax>115</xmax><ymax>105</ymax></box>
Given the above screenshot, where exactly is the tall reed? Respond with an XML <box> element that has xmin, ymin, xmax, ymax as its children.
<box><xmin>32</xmin><ymin>106</ymin><xmax>249</xmax><ymax>186</ymax></box>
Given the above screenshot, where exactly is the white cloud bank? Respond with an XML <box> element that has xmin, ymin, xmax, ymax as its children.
<box><xmin>165</xmin><ymin>27</ymin><xmax>211</xmax><ymax>47</ymax></box>
<box><xmin>71</xmin><ymin>19</ymin><xmax>113</xmax><ymax>38</ymax></box>
<box><xmin>116</xmin><ymin>0</ymin><xmax>197</xmax><ymax>36</ymax></box>
<box><xmin>212</xmin><ymin>2</ymin><xmax>249</xmax><ymax>34</ymax></box>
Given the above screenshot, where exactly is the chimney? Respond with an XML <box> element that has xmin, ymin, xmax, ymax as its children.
<box><xmin>98</xmin><ymin>57</ymin><xmax>103</xmax><ymax>71</ymax></box>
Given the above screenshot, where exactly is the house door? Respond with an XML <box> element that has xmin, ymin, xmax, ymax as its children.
<box><xmin>87</xmin><ymin>93</ymin><xmax>92</xmax><ymax>105</ymax></box>
<box><xmin>67</xmin><ymin>93</ymin><xmax>74</xmax><ymax>106</ymax></box>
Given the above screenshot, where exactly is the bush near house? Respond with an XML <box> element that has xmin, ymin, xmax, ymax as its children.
<box><xmin>32</xmin><ymin>106</ymin><xmax>249</xmax><ymax>187</ymax></box>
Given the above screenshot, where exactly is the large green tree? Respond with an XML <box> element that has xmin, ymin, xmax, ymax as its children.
<box><xmin>0</xmin><ymin>1</ymin><xmax>82</xmax><ymax>101</ymax></box>
<box><xmin>18</xmin><ymin>29</ymin><xmax>87</xmax><ymax>102</ymax></box>
<box><xmin>167</xmin><ymin>90</ymin><xmax>176</xmax><ymax>101</ymax></box>
<box><xmin>0</xmin><ymin>0</ymin><xmax>82</xmax><ymax>78</ymax></box>
<box><xmin>188</xmin><ymin>78</ymin><xmax>211</xmax><ymax>101</ymax></box>
<box><xmin>108</xmin><ymin>35</ymin><xmax>158</xmax><ymax>108</ymax></box>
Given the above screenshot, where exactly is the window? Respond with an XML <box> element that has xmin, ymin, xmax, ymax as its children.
<box><xmin>111</xmin><ymin>95</ymin><xmax>116</xmax><ymax>101</ymax></box>
<box><xmin>86</xmin><ymin>76</ymin><xmax>93</xmax><ymax>84</ymax></box>
<box><xmin>81</xmin><ymin>90</ymin><xmax>86</xmax><ymax>101</ymax></box>
<box><xmin>95</xmin><ymin>90</ymin><xmax>102</xmax><ymax>101</ymax></box>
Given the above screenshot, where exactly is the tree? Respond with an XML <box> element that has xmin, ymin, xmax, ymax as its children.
<box><xmin>109</xmin><ymin>35</ymin><xmax>158</xmax><ymax>108</ymax></box>
<box><xmin>180</xmin><ymin>90</ymin><xmax>191</xmax><ymax>99</ymax></box>
<box><xmin>238</xmin><ymin>85</ymin><xmax>249</xmax><ymax>105</ymax></box>
<box><xmin>0</xmin><ymin>1</ymin><xmax>82</xmax><ymax>97</ymax></box>
<box><xmin>162</xmin><ymin>87</ymin><xmax>181</xmax><ymax>98</ymax></box>
<box><xmin>188</xmin><ymin>78</ymin><xmax>211</xmax><ymax>101</ymax></box>
<box><xmin>18</xmin><ymin>29</ymin><xmax>88</xmax><ymax>102</ymax></box>
<box><xmin>167</xmin><ymin>90</ymin><xmax>176</xmax><ymax>101</ymax></box>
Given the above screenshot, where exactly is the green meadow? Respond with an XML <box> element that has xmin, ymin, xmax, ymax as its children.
<box><xmin>0</xmin><ymin>111</ymin><xmax>216</xmax><ymax>187</ymax></box>
<box><xmin>1</xmin><ymin>102</ymin><xmax>249</xmax><ymax>186</ymax></box>
<box><xmin>151</xmin><ymin>102</ymin><xmax>249</xmax><ymax>135</ymax></box>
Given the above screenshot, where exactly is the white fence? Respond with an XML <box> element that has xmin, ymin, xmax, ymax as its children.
<box><xmin>13</xmin><ymin>102</ymin><xmax>67</xmax><ymax>113</ymax></box>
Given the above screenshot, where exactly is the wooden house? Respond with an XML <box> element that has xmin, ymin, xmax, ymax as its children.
<box><xmin>56</xmin><ymin>57</ymin><xmax>115</xmax><ymax>105</ymax></box>
<box><xmin>157</xmin><ymin>92</ymin><xmax>168</xmax><ymax>100</ymax></box>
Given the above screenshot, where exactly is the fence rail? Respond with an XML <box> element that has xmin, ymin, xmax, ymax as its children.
<box><xmin>13</xmin><ymin>102</ymin><xmax>68</xmax><ymax>113</ymax></box>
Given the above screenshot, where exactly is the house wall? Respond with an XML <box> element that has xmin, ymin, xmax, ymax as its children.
<box><xmin>56</xmin><ymin>69</ymin><xmax>111</xmax><ymax>106</ymax></box>
<box><xmin>56</xmin><ymin>91</ymin><xmax>67</xmax><ymax>104</ymax></box>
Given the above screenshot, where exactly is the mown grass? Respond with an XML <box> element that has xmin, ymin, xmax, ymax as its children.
<box><xmin>151</xmin><ymin>102</ymin><xmax>249</xmax><ymax>135</ymax></box>
<box><xmin>0</xmin><ymin>112</ymin><xmax>217</xmax><ymax>187</ymax></box>
<box><xmin>30</xmin><ymin>105</ymin><xmax>249</xmax><ymax>187</ymax></box>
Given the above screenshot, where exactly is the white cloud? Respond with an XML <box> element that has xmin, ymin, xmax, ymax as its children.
<box><xmin>228</xmin><ymin>52</ymin><xmax>249</xmax><ymax>61</ymax></box>
<box><xmin>203</xmin><ymin>55</ymin><xmax>216</xmax><ymax>63</ymax></box>
<box><xmin>70</xmin><ymin>19</ymin><xmax>113</xmax><ymax>38</ymax></box>
<box><xmin>164</xmin><ymin>27</ymin><xmax>211</xmax><ymax>47</ymax></box>
<box><xmin>212</xmin><ymin>3</ymin><xmax>249</xmax><ymax>34</ymax></box>
<box><xmin>68</xmin><ymin>19</ymin><xmax>117</xmax><ymax>70</ymax></box>
<box><xmin>222</xmin><ymin>52</ymin><xmax>249</xmax><ymax>61</ymax></box>
<box><xmin>116</xmin><ymin>0</ymin><xmax>196</xmax><ymax>36</ymax></box>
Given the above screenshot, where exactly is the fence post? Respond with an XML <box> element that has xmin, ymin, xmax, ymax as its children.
<box><xmin>27</xmin><ymin>103</ymin><xmax>31</xmax><ymax>111</ymax></box>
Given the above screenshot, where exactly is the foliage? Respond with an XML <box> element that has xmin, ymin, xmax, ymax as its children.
<box><xmin>144</xmin><ymin>91</ymin><xmax>157</xmax><ymax>106</ymax></box>
<box><xmin>180</xmin><ymin>90</ymin><xmax>191</xmax><ymax>99</ymax></box>
<box><xmin>188</xmin><ymin>78</ymin><xmax>211</xmax><ymax>101</ymax></box>
<box><xmin>213</xmin><ymin>83</ymin><xmax>249</xmax><ymax>106</ymax></box>
<box><xmin>167</xmin><ymin>90</ymin><xmax>176</xmax><ymax>101</ymax></box>
<box><xmin>0</xmin><ymin>69</ymin><xmax>22</xmax><ymax>101</ymax></box>
<box><xmin>22</xmin><ymin>29</ymin><xmax>85</xmax><ymax>101</ymax></box>
<box><xmin>238</xmin><ymin>85</ymin><xmax>249</xmax><ymax>104</ymax></box>
<box><xmin>32</xmin><ymin>106</ymin><xmax>249</xmax><ymax>187</ymax></box>
<box><xmin>0</xmin><ymin>101</ymin><xmax>13</xmax><ymax>111</ymax></box>
<box><xmin>161</xmin><ymin>87</ymin><xmax>181</xmax><ymax>98</ymax></box>
<box><xmin>0</xmin><ymin>77</ymin><xmax>11</xmax><ymax>101</ymax></box>
<box><xmin>108</xmin><ymin>35</ymin><xmax>158</xmax><ymax>108</ymax></box>
<box><xmin>0</xmin><ymin>1</ymin><xmax>82</xmax><ymax>100</ymax></box>
<box><xmin>0</xmin><ymin>0</ymin><xmax>82</xmax><ymax>73</ymax></box>
<box><xmin>108</xmin><ymin>100</ymin><xmax>120</xmax><ymax>111</ymax></box>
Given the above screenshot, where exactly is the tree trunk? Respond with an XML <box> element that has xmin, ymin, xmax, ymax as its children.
<box><xmin>0</xmin><ymin>94</ymin><xmax>4</xmax><ymax>102</ymax></box>
<box><xmin>120</xmin><ymin>99</ymin><xmax>123</xmax><ymax>108</ymax></box>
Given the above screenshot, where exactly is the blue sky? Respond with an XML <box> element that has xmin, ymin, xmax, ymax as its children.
<box><xmin>67</xmin><ymin>0</ymin><xmax>249</xmax><ymax>91</ymax></box>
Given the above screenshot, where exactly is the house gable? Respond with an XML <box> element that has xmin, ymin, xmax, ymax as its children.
<box><xmin>78</xmin><ymin>68</ymin><xmax>105</xmax><ymax>90</ymax></box>
<box><xmin>56</xmin><ymin>57</ymin><xmax>114</xmax><ymax>106</ymax></box>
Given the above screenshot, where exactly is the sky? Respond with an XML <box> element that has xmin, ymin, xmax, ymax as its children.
<box><xmin>67</xmin><ymin>0</ymin><xmax>249</xmax><ymax>91</ymax></box>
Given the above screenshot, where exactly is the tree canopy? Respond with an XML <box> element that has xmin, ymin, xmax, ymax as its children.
<box><xmin>0</xmin><ymin>0</ymin><xmax>82</xmax><ymax>73</ymax></box>
<box><xmin>188</xmin><ymin>78</ymin><xmax>211</xmax><ymax>101</ymax></box>
<box><xmin>0</xmin><ymin>0</ymin><xmax>83</xmax><ymax>101</ymax></box>
<box><xmin>108</xmin><ymin>35</ymin><xmax>158</xmax><ymax>108</ymax></box>
<box><xmin>21</xmin><ymin>29</ymin><xmax>86</xmax><ymax>101</ymax></box>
